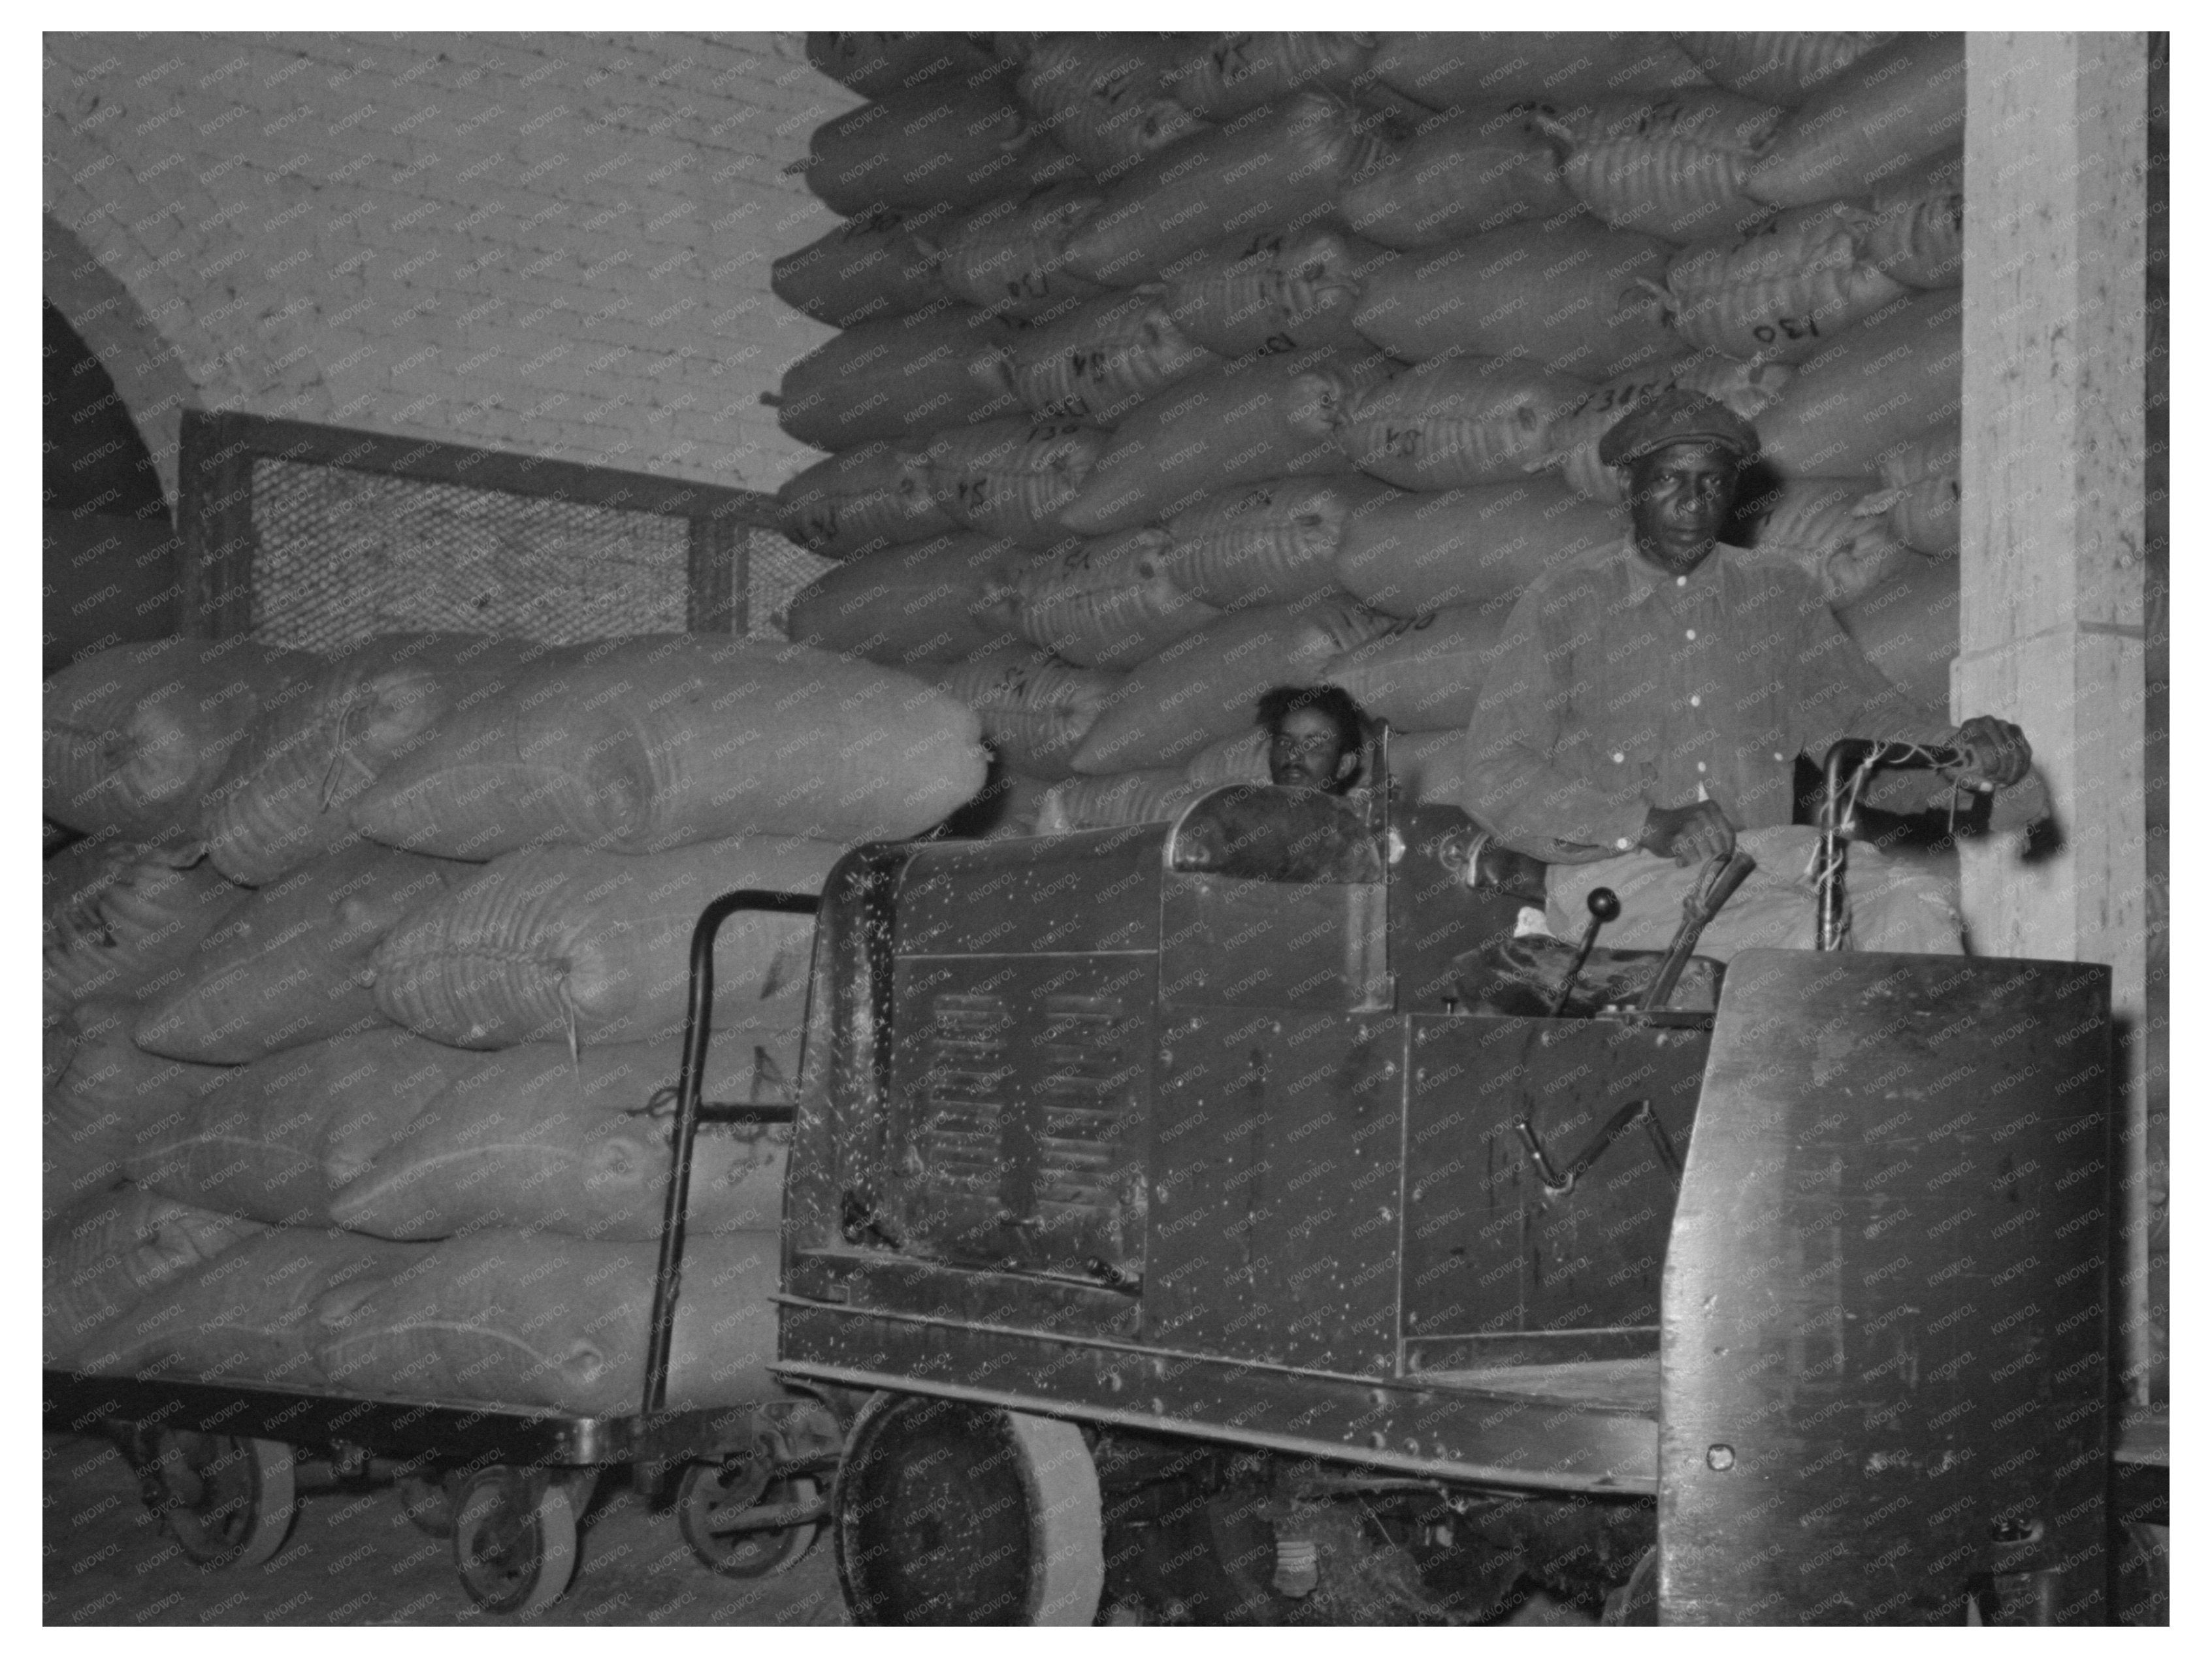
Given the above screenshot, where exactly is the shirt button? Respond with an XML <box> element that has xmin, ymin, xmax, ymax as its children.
<box><xmin>1612</xmin><ymin>751</ymin><xmax>1625</xmax><ymax>764</ymax></box>
<box><xmin>1773</xmin><ymin>751</ymin><xmax>1786</xmax><ymax>762</ymax></box>
<box><xmin>1697</xmin><ymin>761</ymin><xmax>1708</xmax><ymax>773</ymax></box>
<box><xmin>1685</xmin><ymin>628</ymin><xmax>1697</xmax><ymax>640</ymax></box>
<box><xmin>1615</xmin><ymin>837</ymin><xmax>1632</xmax><ymax>851</ymax></box>
<box><xmin>1675</xmin><ymin>576</ymin><xmax>1687</xmax><ymax>587</ymax></box>
<box><xmin>1689</xmin><ymin>694</ymin><xmax>1702</xmax><ymax>708</ymax></box>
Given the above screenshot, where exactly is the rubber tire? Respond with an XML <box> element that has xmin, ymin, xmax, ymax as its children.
<box><xmin>677</xmin><ymin>1461</ymin><xmax>822</xmax><ymax>1578</ymax></box>
<box><xmin>1602</xmin><ymin>1546</ymin><xmax>1659</xmax><ymax>1625</ymax></box>
<box><xmin>398</xmin><ymin>1471</ymin><xmax>456</xmax><ymax>1540</ymax></box>
<box><xmin>2118</xmin><ymin>1521</ymin><xmax>2170</xmax><ymax>1626</ymax></box>
<box><xmin>143</xmin><ymin>1431</ymin><xmax>297</xmax><ymax>1569</ymax></box>
<box><xmin>833</xmin><ymin>1393</ymin><xmax>1104</xmax><ymax>1625</ymax></box>
<box><xmin>451</xmin><ymin>1469</ymin><xmax>579</xmax><ymax>1617</ymax></box>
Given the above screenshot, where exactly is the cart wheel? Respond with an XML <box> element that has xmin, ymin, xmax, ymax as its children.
<box><xmin>677</xmin><ymin>1461</ymin><xmax>822</xmax><ymax>1578</ymax></box>
<box><xmin>1601</xmin><ymin>1547</ymin><xmax>1659</xmax><ymax>1625</ymax></box>
<box><xmin>398</xmin><ymin>1471</ymin><xmax>456</xmax><ymax>1540</ymax></box>
<box><xmin>451</xmin><ymin>1468</ymin><xmax>579</xmax><ymax>1617</ymax></box>
<box><xmin>834</xmin><ymin>1393</ymin><xmax>1103</xmax><ymax>1625</ymax></box>
<box><xmin>138</xmin><ymin>1430</ymin><xmax>297</xmax><ymax>1569</ymax></box>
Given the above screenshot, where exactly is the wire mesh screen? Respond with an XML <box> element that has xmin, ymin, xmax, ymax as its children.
<box><xmin>749</xmin><ymin>532</ymin><xmax>835</xmax><ymax>637</ymax></box>
<box><xmin>250</xmin><ymin>459</ymin><xmax>692</xmax><ymax>655</ymax></box>
<box><xmin>180</xmin><ymin>412</ymin><xmax>800</xmax><ymax>652</ymax></box>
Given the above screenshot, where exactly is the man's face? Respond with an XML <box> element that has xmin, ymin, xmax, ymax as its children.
<box><xmin>1269</xmin><ymin>707</ymin><xmax>1356</xmax><ymax>793</ymax></box>
<box><xmin>1625</xmin><ymin>442</ymin><xmax>1740</xmax><ymax>575</ymax></box>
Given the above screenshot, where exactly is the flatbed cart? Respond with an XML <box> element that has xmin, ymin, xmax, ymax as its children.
<box><xmin>44</xmin><ymin>891</ymin><xmax>842</xmax><ymax>1618</ymax></box>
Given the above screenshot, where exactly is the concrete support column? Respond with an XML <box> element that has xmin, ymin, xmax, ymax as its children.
<box><xmin>1959</xmin><ymin>32</ymin><xmax>2152</xmax><ymax>1395</ymax></box>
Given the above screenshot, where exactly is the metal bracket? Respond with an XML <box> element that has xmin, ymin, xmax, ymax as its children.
<box><xmin>1083</xmin><ymin>1257</ymin><xmax>1142</xmax><ymax>1293</ymax></box>
<box><xmin>841</xmin><ymin>1188</ymin><xmax>904</xmax><ymax>1249</ymax></box>
<box><xmin>1514</xmin><ymin>1099</ymin><xmax>1682</xmax><ymax>1198</ymax></box>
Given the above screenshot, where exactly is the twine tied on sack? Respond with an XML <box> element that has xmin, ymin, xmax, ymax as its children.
<box><xmin>317</xmin><ymin>689</ymin><xmax>376</xmax><ymax>811</ymax></box>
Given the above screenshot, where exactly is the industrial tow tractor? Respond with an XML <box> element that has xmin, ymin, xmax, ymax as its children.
<box><xmin>743</xmin><ymin>740</ymin><xmax>2124</xmax><ymax>1625</ymax></box>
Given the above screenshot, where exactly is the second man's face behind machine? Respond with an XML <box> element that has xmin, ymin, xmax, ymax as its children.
<box><xmin>1269</xmin><ymin>707</ymin><xmax>1358</xmax><ymax>794</ymax></box>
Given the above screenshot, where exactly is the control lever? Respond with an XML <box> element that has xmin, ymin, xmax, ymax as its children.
<box><xmin>1545</xmin><ymin>887</ymin><xmax>1621</xmax><ymax>1018</ymax></box>
<box><xmin>1516</xmin><ymin>1097</ymin><xmax>1683</xmax><ymax>1198</ymax></box>
<box><xmin>1640</xmin><ymin>848</ymin><xmax>1757</xmax><ymax>1013</ymax></box>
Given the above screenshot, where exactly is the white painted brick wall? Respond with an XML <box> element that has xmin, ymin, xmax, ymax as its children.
<box><xmin>43</xmin><ymin>31</ymin><xmax>866</xmax><ymax>498</ymax></box>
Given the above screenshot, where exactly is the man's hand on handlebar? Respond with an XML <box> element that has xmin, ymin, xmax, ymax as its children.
<box><xmin>1947</xmin><ymin>715</ymin><xmax>2034</xmax><ymax>790</ymax></box>
<box><xmin>1638</xmin><ymin>799</ymin><xmax>1738</xmax><ymax>866</ymax></box>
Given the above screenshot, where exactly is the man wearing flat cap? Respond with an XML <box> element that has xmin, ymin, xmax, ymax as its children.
<box><xmin>1459</xmin><ymin>389</ymin><xmax>2036</xmax><ymax>958</ymax></box>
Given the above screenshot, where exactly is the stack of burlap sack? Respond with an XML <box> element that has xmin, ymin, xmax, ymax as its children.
<box><xmin>42</xmin><ymin>629</ymin><xmax>984</xmax><ymax>1411</ymax></box>
<box><xmin>773</xmin><ymin>31</ymin><xmax>1969</xmax><ymax>830</ymax></box>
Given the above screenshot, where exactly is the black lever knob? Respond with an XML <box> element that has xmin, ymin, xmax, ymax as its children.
<box><xmin>1546</xmin><ymin>887</ymin><xmax>1620</xmax><ymax>1019</ymax></box>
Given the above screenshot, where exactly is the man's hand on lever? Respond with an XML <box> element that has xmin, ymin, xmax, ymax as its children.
<box><xmin>1947</xmin><ymin>716</ymin><xmax>2034</xmax><ymax>791</ymax></box>
<box><xmin>1638</xmin><ymin>799</ymin><xmax>1738</xmax><ymax>866</ymax></box>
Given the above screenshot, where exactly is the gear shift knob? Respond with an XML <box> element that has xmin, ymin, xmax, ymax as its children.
<box><xmin>1548</xmin><ymin>888</ymin><xmax>1620</xmax><ymax>1018</ymax></box>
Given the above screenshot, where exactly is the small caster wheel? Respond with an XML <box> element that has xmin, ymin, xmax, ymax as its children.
<box><xmin>451</xmin><ymin>1467</ymin><xmax>579</xmax><ymax>1616</ymax></box>
<box><xmin>677</xmin><ymin>1459</ymin><xmax>822</xmax><ymax>1578</ymax></box>
<box><xmin>398</xmin><ymin>1471</ymin><xmax>456</xmax><ymax>1539</ymax></box>
<box><xmin>137</xmin><ymin>1429</ymin><xmax>297</xmax><ymax>1568</ymax></box>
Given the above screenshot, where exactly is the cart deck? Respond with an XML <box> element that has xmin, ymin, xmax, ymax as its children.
<box><xmin>42</xmin><ymin>1368</ymin><xmax>836</xmax><ymax>1472</ymax></box>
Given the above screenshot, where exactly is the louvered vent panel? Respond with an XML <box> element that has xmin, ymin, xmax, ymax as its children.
<box><xmin>1036</xmin><ymin>995</ymin><xmax>1137</xmax><ymax>1211</ymax></box>
<box><xmin>919</xmin><ymin>993</ymin><xmax>1012</xmax><ymax>1195</ymax></box>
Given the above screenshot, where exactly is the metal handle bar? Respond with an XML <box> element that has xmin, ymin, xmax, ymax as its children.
<box><xmin>1514</xmin><ymin>1098</ymin><xmax>1683</xmax><ymax>1197</ymax></box>
<box><xmin>1642</xmin><ymin>847</ymin><xmax>1757</xmax><ymax>1011</ymax></box>
<box><xmin>1816</xmin><ymin>740</ymin><xmax>1960</xmax><ymax>951</ymax></box>
<box><xmin>642</xmin><ymin>890</ymin><xmax>821</xmax><ymax>1420</ymax></box>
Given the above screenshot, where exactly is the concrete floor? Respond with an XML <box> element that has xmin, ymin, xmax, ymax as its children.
<box><xmin>43</xmin><ymin>1427</ymin><xmax>1610</xmax><ymax>1627</ymax></box>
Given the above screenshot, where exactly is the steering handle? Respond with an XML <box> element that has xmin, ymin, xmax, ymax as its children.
<box><xmin>1821</xmin><ymin>738</ymin><xmax>1959</xmax><ymax>790</ymax></box>
<box><xmin>1814</xmin><ymin>740</ymin><xmax>1963</xmax><ymax>952</ymax></box>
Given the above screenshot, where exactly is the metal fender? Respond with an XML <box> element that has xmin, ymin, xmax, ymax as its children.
<box><xmin>1658</xmin><ymin>950</ymin><xmax>2112</xmax><ymax>1625</ymax></box>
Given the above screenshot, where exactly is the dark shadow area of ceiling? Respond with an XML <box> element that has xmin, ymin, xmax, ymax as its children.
<box><xmin>45</xmin><ymin>300</ymin><xmax>169</xmax><ymax>524</ymax></box>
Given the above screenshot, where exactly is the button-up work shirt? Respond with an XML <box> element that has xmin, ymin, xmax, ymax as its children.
<box><xmin>1461</xmin><ymin>537</ymin><xmax>1948</xmax><ymax>862</ymax></box>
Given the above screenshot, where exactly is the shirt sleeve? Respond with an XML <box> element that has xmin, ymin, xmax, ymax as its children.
<box><xmin>1459</xmin><ymin>583</ymin><xmax>1654</xmax><ymax>862</ymax></box>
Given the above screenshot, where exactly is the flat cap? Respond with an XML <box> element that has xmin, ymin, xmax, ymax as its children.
<box><xmin>1597</xmin><ymin>389</ymin><xmax>1761</xmax><ymax>468</ymax></box>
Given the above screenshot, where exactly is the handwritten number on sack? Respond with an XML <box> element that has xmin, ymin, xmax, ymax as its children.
<box><xmin>1752</xmin><ymin>314</ymin><xmax>1820</xmax><ymax>345</ymax></box>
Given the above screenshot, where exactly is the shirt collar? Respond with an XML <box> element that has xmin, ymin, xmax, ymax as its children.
<box><xmin>1614</xmin><ymin>532</ymin><xmax>1733</xmax><ymax>607</ymax></box>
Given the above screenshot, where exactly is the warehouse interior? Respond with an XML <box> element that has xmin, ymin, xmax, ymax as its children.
<box><xmin>42</xmin><ymin>31</ymin><xmax>2168</xmax><ymax>1626</ymax></box>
